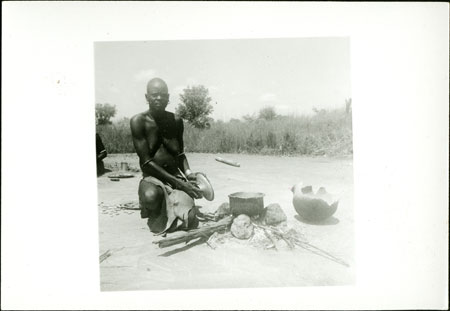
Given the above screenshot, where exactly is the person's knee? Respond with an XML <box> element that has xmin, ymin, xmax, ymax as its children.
<box><xmin>142</xmin><ymin>187</ymin><xmax>162</xmax><ymax>203</ymax></box>
<box><xmin>140</xmin><ymin>186</ymin><xmax>163</xmax><ymax>210</ymax></box>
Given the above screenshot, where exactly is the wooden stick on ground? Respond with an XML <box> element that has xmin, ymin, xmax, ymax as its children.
<box><xmin>99</xmin><ymin>250</ymin><xmax>111</xmax><ymax>263</ymax></box>
<box><xmin>253</xmin><ymin>222</ymin><xmax>349</xmax><ymax>267</ymax></box>
<box><xmin>99</xmin><ymin>247</ymin><xmax>125</xmax><ymax>263</ymax></box>
<box><xmin>267</xmin><ymin>225</ymin><xmax>349</xmax><ymax>266</ymax></box>
<box><xmin>261</xmin><ymin>228</ymin><xmax>279</xmax><ymax>251</ymax></box>
<box><xmin>153</xmin><ymin>216</ymin><xmax>234</xmax><ymax>248</ymax></box>
<box><xmin>291</xmin><ymin>239</ymin><xmax>350</xmax><ymax>267</ymax></box>
<box><xmin>205</xmin><ymin>232</ymin><xmax>219</xmax><ymax>250</ymax></box>
<box><xmin>265</xmin><ymin>225</ymin><xmax>295</xmax><ymax>250</ymax></box>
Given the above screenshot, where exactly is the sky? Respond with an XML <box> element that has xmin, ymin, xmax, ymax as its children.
<box><xmin>95</xmin><ymin>37</ymin><xmax>351</xmax><ymax>121</ymax></box>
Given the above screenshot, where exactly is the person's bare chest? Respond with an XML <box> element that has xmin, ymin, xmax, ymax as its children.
<box><xmin>144</xmin><ymin>115</ymin><xmax>181</xmax><ymax>155</ymax></box>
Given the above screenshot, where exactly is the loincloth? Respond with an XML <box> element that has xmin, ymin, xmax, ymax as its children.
<box><xmin>139</xmin><ymin>176</ymin><xmax>197</xmax><ymax>235</ymax></box>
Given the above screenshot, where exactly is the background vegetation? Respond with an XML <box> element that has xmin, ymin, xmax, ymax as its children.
<box><xmin>96</xmin><ymin>85</ymin><xmax>352</xmax><ymax>156</ymax></box>
<box><xmin>96</xmin><ymin>106</ymin><xmax>353</xmax><ymax>156</ymax></box>
<box><xmin>95</xmin><ymin>103</ymin><xmax>117</xmax><ymax>125</ymax></box>
<box><xmin>175</xmin><ymin>85</ymin><xmax>214</xmax><ymax>129</ymax></box>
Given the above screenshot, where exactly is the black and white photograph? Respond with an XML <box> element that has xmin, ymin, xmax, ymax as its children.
<box><xmin>95</xmin><ymin>38</ymin><xmax>354</xmax><ymax>291</ymax></box>
<box><xmin>2</xmin><ymin>2</ymin><xmax>448</xmax><ymax>310</ymax></box>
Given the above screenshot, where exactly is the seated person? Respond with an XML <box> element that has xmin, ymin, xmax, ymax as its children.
<box><xmin>130</xmin><ymin>78</ymin><xmax>203</xmax><ymax>234</ymax></box>
<box><xmin>96</xmin><ymin>133</ymin><xmax>107</xmax><ymax>176</ymax></box>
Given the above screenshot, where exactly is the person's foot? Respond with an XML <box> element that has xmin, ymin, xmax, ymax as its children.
<box><xmin>147</xmin><ymin>212</ymin><xmax>168</xmax><ymax>233</ymax></box>
<box><xmin>187</xmin><ymin>207</ymin><xmax>199</xmax><ymax>230</ymax></box>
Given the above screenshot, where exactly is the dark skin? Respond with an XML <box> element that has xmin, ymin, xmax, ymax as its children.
<box><xmin>97</xmin><ymin>150</ymin><xmax>106</xmax><ymax>161</ymax></box>
<box><xmin>130</xmin><ymin>78</ymin><xmax>202</xmax><ymax>215</ymax></box>
<box><xmin>96</xmin><ymin>133</ymin><xmax>107</xmax><ymax>161</ymax></box>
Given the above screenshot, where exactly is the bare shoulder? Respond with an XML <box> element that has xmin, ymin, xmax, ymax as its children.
<box><xmin>130</xmin><ymin>111</ymin><xmax>145</xmax><ymax>122</ymax></box>
<box><xmin>131</xmin><ymin>111</ymin><xmax>155</xmax><ymax>123</ymax></box>
<box><xmin>130</xmin><ymin>113</ymin><xmax>142</xmax><ymax>129</ymax></box>
<box><xmin>130</xmin><ymin>112</ymin><xmax>155</xmax><ymax>134</ymax></box>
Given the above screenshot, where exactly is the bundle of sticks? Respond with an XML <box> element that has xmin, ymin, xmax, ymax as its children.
<box><xmin>152</xmin><ymin>215</ymin><xmax>234</xmax><ymax>248</ymax></box>
<box><xmin>152</xmin><ymin>214</ymin><xmax>349</xmax><ymax>267</ymax></box>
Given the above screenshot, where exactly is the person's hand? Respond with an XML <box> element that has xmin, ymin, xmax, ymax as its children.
<box><xmin>186</xmin><ymin>172</ymin><xmax>197</xmax><ymax>181</ymax></box>
<box><xmin>186</xmin><ymin>171</ymin><xmax>208</xmax><ymax>181</ymax></box>
<box><xmin>187</xmin><ymin>172</ymin><xmax>208</xmax><ymax>180</ymax></box>
<box><xmin>179</xmin><ymin>180</ymin><xmax>203</xmax><ymax>199</ymax></box>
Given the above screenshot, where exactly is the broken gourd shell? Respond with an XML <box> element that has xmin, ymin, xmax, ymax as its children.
<box><xmin>293</xmin><ymin>191</ymin><xmax>338</xmax><ymax>222</ymax></box>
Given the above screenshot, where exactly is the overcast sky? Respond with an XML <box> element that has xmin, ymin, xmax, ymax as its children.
<box><xmin>95</xmin><ymin>37</ymin><xmax>351</xmax><ymax>121</ymax></box>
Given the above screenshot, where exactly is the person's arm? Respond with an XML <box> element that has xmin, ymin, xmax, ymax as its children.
<box><xmin>175</xmin><ymin>117</ymin><xmax>196</xmax><ymax>180</ymax></box>
<box><xmin>130</xmin><ymin>115</ymin><xmax>201</xmax><ymax>198</ymax></box>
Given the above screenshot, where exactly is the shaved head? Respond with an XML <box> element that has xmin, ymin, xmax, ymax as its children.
<box><xmin>145</xmin><ymin>78</ymin><xmax>170</xmax><ymax>116</ymax></box>
<box><xmin>146</xmin><ymin>78</ymin><xmax>168</xmax><ymax>94</ymax></box>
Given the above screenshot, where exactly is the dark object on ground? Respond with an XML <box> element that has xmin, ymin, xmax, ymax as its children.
<box><xmin>264</xmin><ymin>203</ymin><xmax>287</xmax><ymax>225</ymax></box>
<box><xmin>291</xmin><ymin>183</ymin><xmax>338</xmax><ymax>222</ymax></box>
<box><xmin>231</xmin><ymin>214</ymin><xmax>254</xmax><ymax>239</ymax></box>
<box><xmin>116</xmin><ymin>202</ymin><xmax>140</xmax><ymax>210</ymax></box>
<box><xmin>153</xmin><ymin>215</ymin><xmax>234</xmax><ymax>248</ymax></box>
<box><xmin>110</xmin><ymin>178</ymin><xmax>120</xmax><ymax>182</ymax></box>
<box><xmin>107</xmin><ymin>173</ymin><xmax>135</xmax><ymax>179</ymax></box>
<box><xmin>120</xmin><ymin>162</ymin><xmax>129</xmax><ymax>171</ymax></box>
<box><xmin>228</xmin><ymin>192</ymin><xmax>265</xmax><ymax>217</ymax></box>
<box><xmin>215</xmin><ymin>156</ymin><xmax>240</xmax><ymax>167</ymax></box>
<box><xmin>99</xmin><ymin>247</ymin><xmax>125</xmax><ymax>264</ymax></box>
<box><xmin>96</xmin><ymin>133</ymin><xmax>107</xmax><ymax>176</ymax></box>
<box><xmin>99</xmin><ymin>250</ymin><xmax>111</xmax><ymax>263</ymax></box>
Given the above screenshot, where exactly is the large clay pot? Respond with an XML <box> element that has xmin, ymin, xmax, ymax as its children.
<box><xmin>292</xmin><ymin>184</ymin><xmax>338</xmax><ymax>222</ymax></box>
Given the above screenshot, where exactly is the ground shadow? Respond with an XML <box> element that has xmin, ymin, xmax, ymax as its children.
<box><xmin>294</xmin><ymin>215</ymin><xmax>340</xmax><ymax>226</ymax></box>
<box><xmin>158</xmin><ymin>237</ymin><xmax>207</xmax><ymax>257</ymax></box>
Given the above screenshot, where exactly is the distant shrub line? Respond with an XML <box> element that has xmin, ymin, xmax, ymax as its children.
<box><xmin>96</xmin><ymin>108</ymin><xmax>353</xmax><ymax>156</ymax></box>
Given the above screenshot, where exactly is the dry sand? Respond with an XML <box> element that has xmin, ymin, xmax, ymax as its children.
<box><xmin>98</xmin><ymin>153</ymin><xmax>354</xmax><ymax>291</ymax></box>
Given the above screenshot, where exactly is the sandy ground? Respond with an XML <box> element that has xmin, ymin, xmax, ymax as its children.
<box><xmin>98</xmin><ymin>153</ymin><xmax>354</xmax><ymax>291</ymax></box>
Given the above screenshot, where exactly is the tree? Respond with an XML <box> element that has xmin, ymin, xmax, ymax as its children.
<box><xmin>176</xmin><ymin>85</ymin><xmax>214</xmax><ymax>129</ymax></box>
<box><xmin>258</xmin><ymin>106</ymin><xmax>277</xmax><ymax>121</ymax></box>
<box><xmin>345</xmin><ymin>98</ymin><xmax>352</xmax><ymax>114</ymax></box>
<box><xmin>95</xmin><ymin>103</ymin><xmax>117</xmax><ymax>125</ymax></box>
<box><xmin>242</xmin><ymin>113</ymin><xmax>257</xmax><ymax>122</ymax></box>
